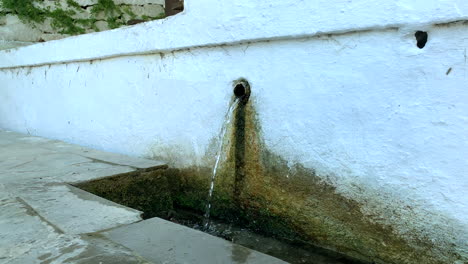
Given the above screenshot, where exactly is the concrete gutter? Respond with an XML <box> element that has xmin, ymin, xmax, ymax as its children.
<box><xmin>0</xmin><ymin>130</ymin><xmax>285</xmax><ymax>263</ymax></box>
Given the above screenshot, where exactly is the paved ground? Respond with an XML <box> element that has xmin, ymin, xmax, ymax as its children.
<box><xmin>0</xmin><ymin>130</ymin><xmax>286</xmax><ymax>264</ymax></box>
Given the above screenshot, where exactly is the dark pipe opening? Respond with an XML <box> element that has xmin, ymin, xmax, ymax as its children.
<box><xmin>415</xmin><ymin>31</ymin><xmax>428</xmax><ymax>49</ymax></box>
<box><xmin>233</xmin><ymin>80</ymin><xmax>251</xmax><ymax>104</ymax></box>
<box><xmin>234</xmin><ymin>84</ymin><xmax>246</xmax><ymax>97</ymax></box>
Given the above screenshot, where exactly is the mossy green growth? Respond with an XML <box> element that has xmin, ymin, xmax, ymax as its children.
<box><xmin>122</xmin><ymin>6</ymin><xmax>137</xmax><ymax>20</ymax></box>
<box><xmin>210</xmin><ymin>192</ymin><xmax>302</xmax><ymax>241</ymax></box>
<box><xmin>90</xmin><ymin>0</ymin><xmax>122</xmax><ymax>29</ymax></box>
<box><xmin>91</xmin><ymin>0</ymin><xmax>119</xmax><ymax>16</ymax></box>
<box><xmin>48</xmin><ymin>9</ymin><xmax>85</xmax><ymax>35</ymax></box>
<box><xmin>0</xmin><ymin>0</ymin><xmax>88</xmax><ymax>34</ymax></box>
<box><xmin>0</xmin><ymin>0</ymin><xmax>165</xmax><ymax>37</ymax></box>
<box><xmin>76</xmin><ymin>166</ymin><xmax>305</xmax><ymax>243</ymax></box>
<box><xmin>0</xmin><ymin>0</ymin><xmax>47</xmax><ymax>23</ymax></box>
<box><xmin>66</xmin><ymin>0</ymin><xmax>82</xmax><ymax>10</ymax></box>
<box><xmin>76</xmin><ymin>169</ymin><xmax>174</xmax><ymax>219</ymax></box>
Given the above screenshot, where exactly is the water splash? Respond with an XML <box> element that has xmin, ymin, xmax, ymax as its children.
<box><xmin>203</xmin><ymin>98</ymin><xmax>240</xmax><ymax>230</ymax></box>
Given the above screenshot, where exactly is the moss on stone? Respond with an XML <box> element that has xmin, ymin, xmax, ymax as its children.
<box><xmin>76</xmin><ymin>169</ymin><xmax>174</xmax><ymax>219</ymax></box>
<box><xmin>66</xmin><ymin>0</ymin><xmax>82</xmax><ymax>10</ymax></box>
<box><xmin>0</xmin><ymin>0</ymin><xmax>87</xmax><ymax>34</ymax></box>
<box><xmin>0</xmin><ymin>0</ymin><xmax>47</xmax><ymax>23</ymax></box>
<box><xmin>48</xmin><ymin>9</ymin><xmax>86</xmax><ymax>35</ymax></box>
<box><xmin>76</xmin><ymin>101</ymin><xmax>461</xmax><ymax>264</ymax></box>
<box><xmin>91</xmin><ymin>0</ymin><xmax>119</xmax><ymax>16</ymax></box>
<box><xmin>122</xmin><ymin>6</ymin><xmax>137</xmax><ymax>20</ymax></box>
<box><xmin>0</xmin><ymin>0</ymin><xmax>165</xmax><ymax>37</ymax></box>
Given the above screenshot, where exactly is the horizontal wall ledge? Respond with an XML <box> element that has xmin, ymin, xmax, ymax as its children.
<box><xmin>1</xmin><ymin>0</ymin><xmax>468</xmax><ymax>69</ymax></box>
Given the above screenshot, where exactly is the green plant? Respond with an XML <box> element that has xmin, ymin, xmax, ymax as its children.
<box><xmin>66</xmin><ymin>0</ymin><xmax>82</xmax><ymax>10</ymax></box>
<box><xmin>122</xmin><ymin>6</ymin><xmax>137</xmax><ymax>20</ymax></box>
<box><xmin>0</xmin><ymin>0</ymin><xmax>165</xmax><ymax>37</ymax></box>
<box><xmin>0</xmin><ymin>0</ymin><xmax>89</xmax><ymax>34</ymax></box>
<box><xmin>0</xmin><ymin>0</ymin><xmax>47</xmax><ymax>23</ymax></box>
<box><xmin>91</xmin><ymin>0</ymin><xmax>120</xmax><ymax>16</ymax></box>
<box><xmin>48</xmin><ymin>9</ymin><xmax>86</xmax><ymax>34</ymax></box>
<box><xmin>92</xmin><ymin>0</ymin><xmax>126</xmax><ymax>28</ymax></box>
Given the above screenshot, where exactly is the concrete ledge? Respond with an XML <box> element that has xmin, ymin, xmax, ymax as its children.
<box><xmin>0</xmin><ymin>130</ymin><xmax>293</xmax><ymax>263</ymax></box>
<box><xmin>103</xmin><ymin>217</ymin><xmax>288</xmax><ymax>264</ymax></box>
<box><xmin>0</xmin><ymin>130</ymin><xmax>169</xmax><ymax>262</ymax></box>
<box><xmin>0</xmin><ymin>40</ymin><xmax>34</xmax><ymax>51</ymax></box>
<box><xmin>1</xmin><ymin>0</ymin><xmax>467</xmax><ymax>68</ymax></box>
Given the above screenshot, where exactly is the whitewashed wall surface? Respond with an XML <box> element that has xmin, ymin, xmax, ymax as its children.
<box><xmin>0</xmin><ymin>1</ymin><xmax>467</xmax><ymax>263</ymax></box>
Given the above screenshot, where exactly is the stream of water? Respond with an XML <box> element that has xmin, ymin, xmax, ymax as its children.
<box><xmin>203</xmin><ymin>98</ymin><xmax>240</xmax><ymax>230</ymax></box>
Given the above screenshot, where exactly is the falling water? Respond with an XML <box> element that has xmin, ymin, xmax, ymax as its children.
<box><xmin>203</xmin><ymin>98</ymin><xmax>240</xmax><ymax>230</ymax></box>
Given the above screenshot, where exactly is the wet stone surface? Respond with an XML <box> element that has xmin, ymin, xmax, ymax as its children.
<box><xmin>77</xmin><ymin>168</ymin><xmax>368</xmax><ymax>264</ymax></box>
<box><xmin>0</xmin><ymin>130</ymin><xmax>287</xmax><ymax>264</ymax></box>
<box><xmin>0</xmin><ymin>130</ymin><xmax>147</xmax><ymax>263</ymax></box>
<box><xmin>77</xmin><ymin>98</ymin><xmax>463</xmax><ymax>264</ymax></box>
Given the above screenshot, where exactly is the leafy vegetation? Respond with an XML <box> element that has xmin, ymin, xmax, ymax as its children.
<box><xmin>0</xmin><ymin>0</ymin><xmax>47</xmax><ymax>23</ymax></box>
<box><xmin>91</xmin><ymin>0</ymin><xmax>120</xmax><ymax>16</ymax></box>
<box><xmin>0</xmin><ymin>0</ymin><xmax>165</xmax><ymax>36</ymax></box>
<box><xmin>66</xmin><ymin>0</ymin><xmax>82</xmax><ymax>10</ymax></box>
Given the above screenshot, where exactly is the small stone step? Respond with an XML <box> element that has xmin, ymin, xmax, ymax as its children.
<box><xmin>0</xmin><ymin>129</ymin><xmax>169</xmax><ymax>263</ymax></box>
<box><xmin>103</xmin><ymin>217</ymin><xmax>288</xmax><ymax>264</ymax></box>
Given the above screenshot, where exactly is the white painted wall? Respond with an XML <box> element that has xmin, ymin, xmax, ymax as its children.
<box><xmin>0</xmin><ymin>0</ymin><xmax>467</xmax><ymax>261</ymax></box>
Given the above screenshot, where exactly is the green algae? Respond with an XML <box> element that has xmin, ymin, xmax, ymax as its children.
<box><xmin>77</xmin><ymin>99</ymin><xmax>461</xmax><ymax>264</ymax></box>
<box><xmin>0</xmin><ymin>0</ymin><xmax>89</xmax><ymax>34</ymax></box>
<box><xmin>76</xmin><ymin>169</ymin><xmax>173</xmax><ymax>219</ymax></box>
<box><xmin>0</xmin><ymin>0</ymin><xmax>165</xmax><ymax>36</ymax></box>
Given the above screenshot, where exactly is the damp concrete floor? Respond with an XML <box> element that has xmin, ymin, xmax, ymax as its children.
<box><xmin>0</xmin><ymin>130</ymin><xmax>286</xmax><ymax>264</ymax></box>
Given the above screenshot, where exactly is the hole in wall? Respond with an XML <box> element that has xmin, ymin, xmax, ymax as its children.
<box><xmin>234</xmin><ymin>83</ymin><xmax>247</xmax><ymax>97</ymax></box>
<box><xmin>415</xmin><ymin>31</ymin><xmax>428</xmax><ymax>49</ymax></box>
<box><xmin>233</xmin><ymin>79</ymin><xmax>251</xmax><ymax>104</ymax></box>
<box><xmin>165</xmin><ymin>0</ymin><xmax>184</xmax><ymax>16</ymax></box>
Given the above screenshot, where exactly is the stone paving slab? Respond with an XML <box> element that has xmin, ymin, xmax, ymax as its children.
<box><xmin>0</xmin><ymin>197</ymin><xmax>146</xmax><ymax>264</ymax></box>
<box><xmin>0</xmin><ymin>130</ymin><xmax>164</xmax><ymax>263</ymax></box>
<box><xmin>0</xmin><ymin>197</ymin><xmax>85</xmax><ymax>264</ymax></box>
<box><xmin>0</xmin><ymin>130</ymin><xmax>288</xmax><ymax>264</ymax></box>
<box><xmin>103</xmin><ymin>217</ymin><xmax>288</xmax><ymax>264</ymax></box>
<box><xmin>1</xmin><ymin>132</ymin><xmax>166</xmax><ymax>170</ymax></box>
<box><xmin>0</xmin><ymin>197</ymin><xmax>149</xmax><ymax>264</ymax></box>
<box><xmin>15</xmin><ymin>183</ymin><xmax>142</xmax><ymax>234</ymax></box>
